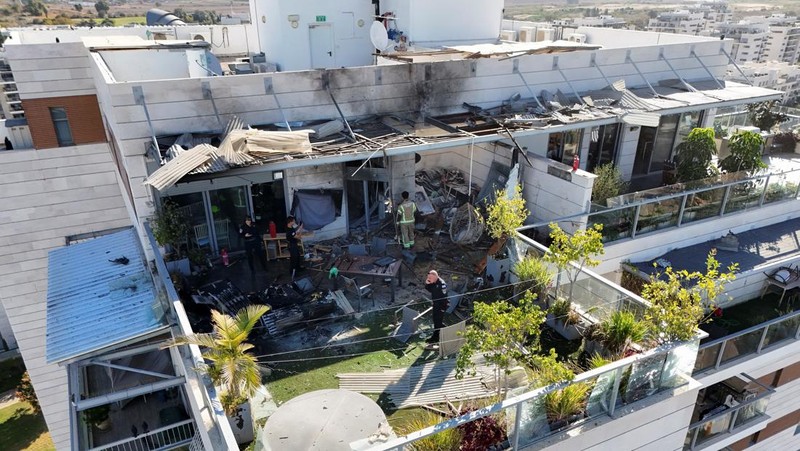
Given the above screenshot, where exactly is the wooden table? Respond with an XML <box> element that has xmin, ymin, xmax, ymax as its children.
<box><xmin>262</xmin><ymin>232</ymin><xmax>313</xmax><ymax>261</ymax></box>
<box><xmin>329</xmin><ymin>255</ymin><xmax>403</xmax><ymax>302</ymax></box>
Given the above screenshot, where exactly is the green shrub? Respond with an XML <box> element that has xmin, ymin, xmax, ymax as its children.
<box><xmin>591</xmin><ymin>163</ymin><xmax>627</xmax><ymax>204</ymax></box>
<box><xmin>514</xmin><ymin>256</ymin><xmax>552</xmax><ymax>299</ymax></box>
<box><xmin>395</xmin><ymin>410</ymin><xmax>461</xmax><ymax>451</ymax></box>
<box><xmin>545</xmin><ymin>382</ymin><xmax>590</xmax><ymax>423</ymax></box>
<box><xmin>599</xmin><ymin>310</ymin><xmax>646</xmax><ymax>356</ymax></box>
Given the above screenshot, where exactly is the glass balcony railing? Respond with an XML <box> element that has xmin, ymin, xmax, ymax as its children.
<box><xmin>684</xmin><ymin>375</ymin><xmax>774</xmax><ymax>450</ymax></box>
<box><xmin>375</xmin><ymin>232</ymin><xmax>700</xmax><ymax>450</ymax></box>
<box><xmin>693</xmin><ymin>310</ymin><xmax>800</xmax><ymax>375</ymax></box>
<box><xmin>566</xmin><ymin>169</ymin><xmax>800</xmax><ymax>244</ymax></box>
<box><xmin>376</xmin><ymin>333</ymin><xmax>703</xmax><ymax>450</ymax></box>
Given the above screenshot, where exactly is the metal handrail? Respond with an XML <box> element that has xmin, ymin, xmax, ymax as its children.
<box><xmin>372</xmin><ymin>332</ymin><xmax>703</xmax><ymax>450</ymax></box>
<box><xmin>89</xmin><ymin>419</ymin><xmax>195</xmax><ymax>451</ymax></box>
<box><xmin>684</xmin><ymin>375</ymin><xmax>774</xmax><ymax>450</ymax></box>
<box><xmin>518</xmin><ymin>167</ymin><xmax>800</xmax><ymax>234</ymax></box>
<box><xmin>693</xmin><ymin>309</ymin><xmax>800</xmax><ymax>375</ymax></box>
<box><xmin>698</xmin><ymin>309</ymin><xmax>800</xmax><ymax>351</ymax></box>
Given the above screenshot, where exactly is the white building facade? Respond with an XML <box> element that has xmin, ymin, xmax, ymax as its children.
<box><xmin>0</xmin><ymin>4</ymin><xmax>799</xmax><ymax>450</ymax></box>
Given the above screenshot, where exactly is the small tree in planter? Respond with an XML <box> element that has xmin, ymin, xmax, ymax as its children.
<box><xmin>456</xmin><ymin>292</ymin><xmax>545</xmax><ymax>396</ymax></box>
<box><xmin>747</xmin><ymin>101</ymin><xmax>788</xmax><ymax>133</ymax></box>
<box><xmin>674</xmin><ymin>127</ymin><xmax>717</xmax><ymax>183</ymax></box>
<box><xmin>152</xmin><ymin>200</ymin><xmax>190</xmax><ymax>273</ymax></box>
<box><xmin>719</xmin><ymin>130</ymin><xmax>767</xmax><ymax>175</ymax></box>
<box><xmin>165</xmin><ymin>305</ymin><xmax>269</xmax><ymax>443</ymax></box>
<box><xmin>643</xmin><ymin>250</ymin><xmax>737</xmax><ymax>344</ymax></box>
<box><xmin>591</xmin><ymin>163</ymin><xmax>628</xmax><ymax>206</ymax></box>
<box><xmin>544</xmin><ymin>223</ymin><xmax>604</xmax><ymax>303</ymax></box>
<box><xmin>485</xmin><ymin>185</ymin><xmax>529</xmax><ymax>244</ymax></box>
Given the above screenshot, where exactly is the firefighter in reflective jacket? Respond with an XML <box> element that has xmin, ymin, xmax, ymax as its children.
<box><xmin>397</xmin><ymin>191</ymin><xmax>417</xmax><ymax>249</ymax></box>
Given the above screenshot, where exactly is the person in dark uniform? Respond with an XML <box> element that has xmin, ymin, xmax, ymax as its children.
<box><xmin>239</xmin><ymin>216</ymin><xmax>266</xmax><ymax>273</ymax></box>
<box><xmin>424</xmin><ymin>269</ymin><xmax>448</xmax><ymax>349</ymax></box>
<box><xmin>286</xmin><ymin>216</ymin><xmax>305</xmax><ymax>277</ymax></box>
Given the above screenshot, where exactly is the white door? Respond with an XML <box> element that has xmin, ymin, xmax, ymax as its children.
<box><xmin>309</xmin><ymin>23</ymin><xmax>335</xmax><ymax>69</ymax></box>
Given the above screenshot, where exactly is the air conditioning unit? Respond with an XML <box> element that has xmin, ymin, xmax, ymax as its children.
<box><xmin>536</xmin><ymin>28</ymin><xmax>555</xmax><ymax>42</ymax></box>
<box><xmin>568</xmin><ymin>33</ymin><xmax>587</xmax><ymax>44</ymax></box>
<box><xmin>500</xmin><ymin>30</ymin><xmax>517</xmax><ymax>41</ymax></box>
<box><xmin>518</xmin><ymin>27</ymin><xmax>536</xmax><ymax>43</ymax></box>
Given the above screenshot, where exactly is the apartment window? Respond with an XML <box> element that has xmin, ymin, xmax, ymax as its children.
<box><xmin>50</xmin><ymin>107</ymin><xmax>74</xmax><ymax>147</ymax></box>
<box><xmin>795</xmin><ymin>423</ymin><xmax>800</xmax><ymax>435</ymax></box>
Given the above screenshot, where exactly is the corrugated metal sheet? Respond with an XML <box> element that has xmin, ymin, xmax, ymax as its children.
<box><xmin>622</xmin><ymin>112</ymin><xmax>661</xmax><ymax>127</ymax></box>
<box><xmin>144</xmin><ymin>145</ymin><xmax>212</xmax><ymax>191</ymax></box>
<box><xmin>46</xmin><ymin>228</ymin><xmax>165</xmax><ymax>364</ymax></box>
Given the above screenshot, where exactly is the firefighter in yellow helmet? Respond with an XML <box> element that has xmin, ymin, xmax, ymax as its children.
<box><xmin>397</xmin><ymin>191</ymin><xmax>417</xmax><ymax>249</ymax></box>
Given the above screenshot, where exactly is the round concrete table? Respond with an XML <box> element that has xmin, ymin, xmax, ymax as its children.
<box><xmin>259</xmin><ymin>389</ymin><xmax>388</xmax><ymax>450</ymax></box>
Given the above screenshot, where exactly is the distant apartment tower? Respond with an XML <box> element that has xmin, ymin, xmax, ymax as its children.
<box><xmin>728</xmin><ymin>61</ymin><xmax>800</xmax><ymax>105</ymax></box>
<box><xmin>648</xmin><ymin>10</ymin><xmax>706</xmax><ymax>35</ymax></box>
<box><xmin>648</xmin><ymin>2</ymin><xmax>731</xmax><ymax>35</ymax></box>
<box><xmin>715</xmin><ymin>22</ymin><xmax>770</xmax><ymax>64</ymax></box>
<box><xmin>764</xmin><ymin>24</ymin><xmax>800</xmax><ymax>64</ymax></box>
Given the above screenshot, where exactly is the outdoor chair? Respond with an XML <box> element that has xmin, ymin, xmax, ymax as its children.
<box><xmin>194</xmin><ymin>223</ymin><xmax>210</xmax><ymax>248</ymax></box>
<box><xmin>214</xmin><ymin>219</ymin><xmax>231</xmax><ymax>251</ymax></box>
<box><xmin>341</xmin><ymin>275</ymin><xmax>373</xmax><ymax>311</ymax></box>
<box><xmin>369</xmin><ymin>237</ymin><xmax>387</xmax><ymax>256</ymax></box>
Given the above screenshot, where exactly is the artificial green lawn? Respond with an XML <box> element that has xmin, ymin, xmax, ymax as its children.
<box><xmin>0</xmin><ymin>357</ymin><xmax>25</xmax><ymax>393</ymax></box>
<box><xmin>0</xmin><ymin>402</ymin><xmax>54</xmax><ymax>451</ymax></box>
<box><xmin>263</xmin><ymin>310</ymin><xmax>438</xmax><ymax>405</ymax></box>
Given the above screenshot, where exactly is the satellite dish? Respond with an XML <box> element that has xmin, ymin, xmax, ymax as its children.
<box><xmin>370</xmin><ymin>21</ymin><xmax>390</xmax><ymax>51</ymax></box>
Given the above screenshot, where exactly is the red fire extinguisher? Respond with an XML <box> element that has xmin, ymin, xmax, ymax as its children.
<box><xmin>221</xmin><ymin>248</ymin><xmax>229</xmax><ymax>266</ymax></box>
<box><xmin>268</xmin><ymin>221</ymin><xmax>277</xmax><ymax>238</ymax></box>
<box><xmin>572</xmin><ymin>154</ymin><xmax>580</xmax><ymax>172</ymax></box>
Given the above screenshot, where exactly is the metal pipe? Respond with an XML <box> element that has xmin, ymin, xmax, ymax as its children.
<box><xmin>626</xmin><ymin>54</ymin><xmax>658</xmax><ymax>97</ymax></box>
<box><xmin>75</xmin><ymin>376</ymin><xmax>185</xmax><ymax>411</ymax></box>
<box><xmin>690</xmin><ymin>49</ymin><xmax>724</xmax><ymax>89</ymax></box>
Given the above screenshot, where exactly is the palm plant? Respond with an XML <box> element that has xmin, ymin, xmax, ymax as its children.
<box><xmin>165</xmin><ymin>305</ymin><xmax>269</xmax><ymax>415</ymax></box>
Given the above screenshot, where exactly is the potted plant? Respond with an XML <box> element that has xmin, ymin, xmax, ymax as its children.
<box><xmin>591</xmin><ymin>163</ymin><xmax>628</xmax><ymax>206</ymax></box>
<box><xmin>83</xmin><ymin>405</ymin><xmax>112</xmax><ymax>431</ymax></box>
<box><xmin>546</xmin><ymin>298</ymin><xmax>583</xmax><ymax>340</ymax></box>
<box><xmin>674</xmin><ymin>127</ymin><xmax>717</xmax><ymax>183</ymax></box>
<box><xmin>719</xmin><ymin>130</ymin><xmax>767</xmax><ymax>175</ymax></box>
<box><xmin>165</xmin><ymin>305</ymin><xmax>270</xmax><ymax>444</ymax></box>
<box><xmin>543</xmin><ymin>223</ymin><xmax>604</xmax><ymax>304</ymax></box>
<box><xmin>585</xmin><ymin>310</ymin><xmax>646</xmax><ymax>358</ymax></box>
<box><xmin>545</xmin><ymin>383</ymin><xmax>590</xmax><ymax>431</ymax></box>
<box><xmin>152</xmin><ymin>200</ymin><xmax>191</xmax><ymax>275</ymax></box>
<box><xmin>747</xmin><ymin>101</ymin><xmax>788</xmax><ymax>134</ymax></box>
<box><xmin>512</xmin><ymin>256</ymin><xmax>553</xmax><ymax>303</ymax></box>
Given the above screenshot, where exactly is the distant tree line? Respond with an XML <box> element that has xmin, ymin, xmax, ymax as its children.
<box><xmin>173</xmin><ymin>8</ymin><xmax>221</xmax><ymax>25</ymax></box>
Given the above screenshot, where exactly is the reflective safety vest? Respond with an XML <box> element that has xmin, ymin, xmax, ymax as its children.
<box><xmin>398</xmin><ymin>200</ymin><xmax>417</xmax><ymax>223</ymax></box>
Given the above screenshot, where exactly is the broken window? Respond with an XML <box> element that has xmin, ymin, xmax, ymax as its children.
<box><xmin>547</xmin><ymin>129</ymin><xmax>582</xmax><ymax>165</ymax></box>
<box><xmin>290</xmin><ymin>189</ymin><xmax>343</xmax><ymax>230</ymax></box>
